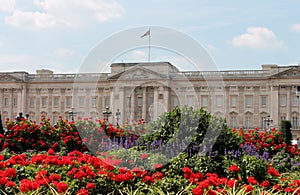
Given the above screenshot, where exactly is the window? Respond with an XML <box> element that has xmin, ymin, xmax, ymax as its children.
<box><xmin>261</xmin><ymin>96</ymin><xmax>267</xmax><ymax>106</ymax></box>
<box><xmin>292</xmin><ymin>96</ymin><xmax>298</xmax><ymax>106</ymax></box>
<box><xmin>42</xmin><ymin>97</ymin><xmax>47</xmax><ymax>107</ymax></box>
<box><xmin>292</xmin><ymin>116</ymin><xmax>298</xmax><ymax>128</ymax></box>
<box><xmin>66</xmin><ymin>97</ymin><xmax>72</xmax><ymax>107</ymax></box>
<box><xmin>30</xmin><ymin>98</ymin><xmax>35</xmax><ymax>107</ymax></box>
<box><xmin>79</xmin><ymin>97</ymin><xmax>85</xmax><ymax>107</ymax></box>
<box><xmin>53</xmin><ymin>116</ymin><xmax>58</xmax><ymax>125</ymax></box>
<box><xmin>230</xmin><ymin>96</ymin><xmax>237</xmax><ymax>107</ymax></box>
<box><xmin>187</xmin><ymin>95</ymin><xmax>194</xmax><ymax>106</ymax></box>
<box><xmin>245</xmin><ymin>116</ymin><xmax>252</xmax><ymax>129</ymax></box>
<box><xmin>92</xmin><ymin>97</ymin><xmax>97</xmax><ymax>108</ymax></box>
<box><xmin>231</xmin><ymin>116</ymin><xmax>237</xmax><ymax>128</ymax></box>
<box><xmin>245</xmin><ymin>96</ymin><xmax>252</xmax><ymax>107</ymax></box>
<box><xmin>261</xmin><ymin>117</ymin><xmax>266</xmax><ymax>129</ymax></box>
<box><xmin>104</xmin><ymin>97</ymin><xmax>110</xmax><ymax>107</ymax></box>
<box><xmin>13</xmin><ymin>98</ymin><xmax>17</xmax><ymax>107</ymax></box>
<box><xmin>54</xmin><ymin>97</ymin><xmax>59</xmax><ymax>107</ymax></box>
<box><xmin>216</xmin><ymin>96</ymin><xmax>223</xmax><ymax>107</ymax></box>
<box><xmin>201</xmin><ymin>96</ymin><xmax>208</xmax><ymax>107</ymax></box>
<box><xmin>138</xmin><ymin>97</ymin><xmax>143</xmax><ymax>107</ymax></box>
<box><xmin>280</xmin><ymin>95</ymin><xmax>286</xmax><ymax>107</ymax></box>
<box><xmin>173</xmin><ymin>97</ymin><xmax>179</xmax><ymax>107</ymax></box>
<box><xmin>126</xmin><ymin>97</ymin><xmax>131</xmax><ymax>107</ymax></box>
<box><xmin>280</xmin><ymin>116</ymin><xmax>286</xmax><ymax>122</ymax></box>
<box><xmin>4</xmin><ymin>98</ymin><xmax>8</xmax><ymax>107</ymax></box>
<box><xmin>149</xmin><ymin>96</ymin><xmax>154</xmax><ymax>106</ymax></box>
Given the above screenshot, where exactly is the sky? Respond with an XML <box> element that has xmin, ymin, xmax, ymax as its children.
<box><xmin>0</xmin><ymin>0</ymin><xmax>300</xmax><ymax>73</ymax></box>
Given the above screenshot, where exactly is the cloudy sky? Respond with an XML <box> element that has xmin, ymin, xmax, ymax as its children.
<box><xmin>0</xmin><ymin>0</ymin><xmax>299</xmax><ymax>73</ymax></box>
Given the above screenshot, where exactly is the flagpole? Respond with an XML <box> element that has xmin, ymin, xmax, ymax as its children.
<box><xmin>148</xmin><ymin>28</ymin><xmax>151</xmax><ymax>63</ymax></box>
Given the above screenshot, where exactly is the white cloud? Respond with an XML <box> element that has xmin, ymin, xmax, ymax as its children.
<box><xmin>291</xmin><ymin>23</ymin><xmax>300</xmax><ymax>32</ymax></box>
<box><xmin>5</xmin><ymin>0</ymin><xmax>124</xmax><ymax>29</ymax></box>
<box><xmin>5</xmin><ymin>10</ymin><xmax>57</xmax><ymax>29</ymax></box>
<box><xmin>54</xmin><ymin>48</ymin><xmax>75</xmax><ymax>57</ymax></box>
<box><xmin>231</xmin><ymin>27</ymin><xmax>285</xmax><ymax>50</ymax></box>
<box><xmin>206</xmin><ymin>44</ymin><xmax>217</xmax><ymax>52</ymax></box>
<box><xmin>130</xmin><ymin>50</ymin><xmax>148</xmax><ymax>61</ymax></box>
<box><xmin>0</xmin><ymin>0</ymin><xmax>15</xmax><ymax>12</ymax></box>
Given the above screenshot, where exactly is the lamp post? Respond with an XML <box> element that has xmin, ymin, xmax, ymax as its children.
<box><xmin>103</xmin><ymin>106</ymin><xmax>112</xmax><ymax>122</ymax></box>
<box><xmin>116</xmin><ymin>108</ymin><xmax>121</xmax><ymax>126</ymax></box>
<box><xmin>68</xmin><ymin>107</ymin><xmax>76</xmax><ymax>121</ymax></box>
<box><xmin>264</xmin><ymin>115</ymin><xmax>273</xmax><ymax>132</ymax></box>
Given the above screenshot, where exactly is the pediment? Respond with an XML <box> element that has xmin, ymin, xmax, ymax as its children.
<box><xmin>271</xmin><ymin>67</ymin><xmax>300</xmax><ymax>78</ymax></box>
<box><xmin>108</xmin><ymin>66</ymin><xmax>169</xmax><ymax>80</ymax></box>
<box><xmin>0</xmin><ymin>74</ymin><xmax>22</xmax><ymax>82</ymax></box>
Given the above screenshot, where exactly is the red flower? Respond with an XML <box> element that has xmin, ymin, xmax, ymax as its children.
<box><xmin>260</xmin><ymin>180</ymin><xmax>270</xmax><ymax>188</ymax></box>
<box><xmin>227</xmin><ymin>179</ymin><xmax>238</xmax><ymax>188</ymax></box>
<box><xmin>243</xmin><ymin>184</ymin><xmax>254</xmax><ymax>192</ymax></box>
<box><xmin>153</xmin><ymin>163</ymin><xmax>163</xmax><ymax>169</ymax></box>
<box><xmin>5</xmin><ymin>181</ymin><xmax>16</xmax><ymax>188</ymax></box>
<box><xmin>49</xmin><ymin>174</ymin><xmax>61</xmax><ymax>182</ymax></box>
<box><xmin>77</xmin><ymin>188</ymin><xmax>89</xmax><ymax>195</ymax></box>
<box><xmin>56</xmin><ymin>182</ymin><xmax>68</xmax><ymax>193</ymax></box>
<box><xmin>273</xmin><ymin>184</ymin><xmax>282</xmax><ymax>191</ymax></box>
<box><xmin>48</xmin><ymin>148</ymin><xmax>55</xmax><ymax>155</ymax></box>
<box><xmin>247</xmin><ymin>176</ymin><xmax>258</xmax><ymax>185</ymax></box>
<box><xmin>192</xmin><ymin>185</ymin><xmax>204</xmax><ymax>195</ymax></box>
<box><xmin>268</xmin><ymin>167</ymin><xmax>280</xmax><ymax>177</ymax></box>
<box><xmin>229</xmin><ymin>165</ymin><xmax>240</xmax><ymax>172</ymax></box>
<box><xmin>86</xmin><ymin>182</ymin><xmax>96</xmax><ymax>189</ymax></box>
<box><xmin>140</xmin><ymin>153</ymin><xmax>149</xmax><ymax>159</ymax></box>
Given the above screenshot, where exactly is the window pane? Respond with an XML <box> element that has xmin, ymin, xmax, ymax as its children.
<box><xmin>126</xmin><ymin>97</ymin><xmax>131</xmax><ymax>107</ymax></box>
<box><xmin>216</xmin><ymin>96</ymin><xmax>223</xmax><ymax>107</ymax></box>
<box><xmin>245</xmin><ymin>96</ymin><xmax>252</xmax><ymax>107</ymax></box>
<box><xmin>92</xmin><ymin>97</ymin><xmax>97</xmax><ymax>107</ymax></box>
<box><xmin>54</xmin><ymin>97</ymin><xmax>59</xmax><ymax>107</ymax></box>
<box><xmin>138</xmin><ymin>97</ymin><xmax>143</xmax><ymax>107</ymax></box>
<box><xmin>201</xmin><ymin>96</ymin><xmax>208</xmax><ymax>107</ymax></box>
<box><xmin>261</xmin><ymin>96</ymin><xmax>267</xmax><ymax>106</ymax></box>
<box><xmin>231</xmin><ymin>96</ymin><xmax>237</xmax><ymax>107</ymax></box>
<box><xmin>292</xmin><ymin>96</ymin><xmax>298</xmax><ymax>106</ymax></box>
<box><xmin>42</xmin><ymin>97</ymin><xmax>47</xmax><ymax>107</ymax></box>
<box><xmin>66</xmin><ymin>97</ymin><xmax>72</xmax><ymax>107</ymax></box>
<box><xmin>280</xmin><ymin>96</ymin><xmax>286</xmax><ymax>106</ymax></box>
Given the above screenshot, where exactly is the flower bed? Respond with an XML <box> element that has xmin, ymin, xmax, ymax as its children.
<box><xmin>0</xmin><ymin>107</ymin><xmax>299</xmax><ymax>194</ymax></box>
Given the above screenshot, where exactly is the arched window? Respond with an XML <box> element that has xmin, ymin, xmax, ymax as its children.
<box><xmin>292</xmin><ymin>112</ymin><xmax>298</xmax><ymax>129</ymax></box>
<box><xmin>260</xmin><ymin>112</ymin><xmax>268</xmax><ymax>129</ymax></box>
<box><xmin>245</xmin><ymin>112</ymin><xmax>253</xmax><ymax>129</ymax></box>
<box><xmin>229</xmin><ymin>112</ymin><xmax>238</xmax><ymax>128</ymax></box>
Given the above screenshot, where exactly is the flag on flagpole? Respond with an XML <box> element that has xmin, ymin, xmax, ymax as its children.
<box><xmin>141</xmin><ymin>29</ymin><xmax>150</xmax><ymax>38</ymax></box>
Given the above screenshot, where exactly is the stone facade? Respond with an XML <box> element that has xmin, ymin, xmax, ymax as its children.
<box><xmin>1</xmin><ymin>62</ymin><xmax>300</xmax><ymax>138</ymax></box>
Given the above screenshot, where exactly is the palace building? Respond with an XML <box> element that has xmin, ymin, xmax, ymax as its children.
<box><xmin>1</xmin><ymin>62</ymin><xmax>300</xmax><ymax>138</ymax></box>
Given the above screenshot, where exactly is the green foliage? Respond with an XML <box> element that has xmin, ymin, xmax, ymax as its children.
<box><xmin>145</xmin><ymin>106</ymin><xmax>228</xmax><ymax>155</ymax></box>
<box><xmin>280</xmin><ymin>120</ymin><xmax>292</xmax><ymax>145</ymax></box>
<box><xmin>239</xmin><ymin>155</ymin><xmax>268</xmax><ymax>183</ymax></box>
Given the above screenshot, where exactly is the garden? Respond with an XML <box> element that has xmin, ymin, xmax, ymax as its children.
<box><xmin>0</xmin><ymin>106</ymin><xmax>300</xmax><ymax>194</ymax></box>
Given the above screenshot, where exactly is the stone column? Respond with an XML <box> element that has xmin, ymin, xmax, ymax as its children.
<box><xmin>142</xmin><ymin>87</ymin><xmax>147</xmax><ymax>120</ymax></box>
<box><xmin>118</xmin><ymin>87</ymin><xmax>125</xmax><ymax>124</ymax></box>
<box><xmin>21</xmin><ymin>85</ymin><xmax>27</xmax><ymax>114</ymax></box>
<box><xmin>60</xmin><ymin>88</ymin><xmax>66</xmax><ymax>116</ymax></box>
<box><xmin>0</xmin><ymin>88</ymin><xmax>3</xmax><ymax>113</ymax></box>
<box><xmin>163</xmin><ymin>87</ymin><xmax>169</xmax><ymax>112</ymax></box>
<box><xmin>10</xmin><ymin>89</ymin><xmax>14</xmax><ymax>119</ymax></box>
<box><xmin>270</xmin><ymin>85</ymin><xmax>279</xmax><ymax>127</ymax></box>
<box><xmin>130</xmin><ymin>88</ymin><xmax>135</xmax><ymax>121</ymax></box>
<box><xmin>238</xmin><ymin>86</ymin><xmax>245</xmax><ymax>127</ymax></box>
<box><xmin>286</xmin><ymin>86</ymin><xmax>291</xmax><ymax>121</ymax></box>
<box><xmin>153</xmin><ymin>87</ymin><xmax>159</xmax><ymax>120</ymax></box>
<box><xmin>253</xmin><ymin>86</ymin><xmax>260</xmax><ymax>127</ymax></box>
<box><xmin>48</xmin><ymin>88</ymin><xmax>53</xmax><ymax>120</ymax></box>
